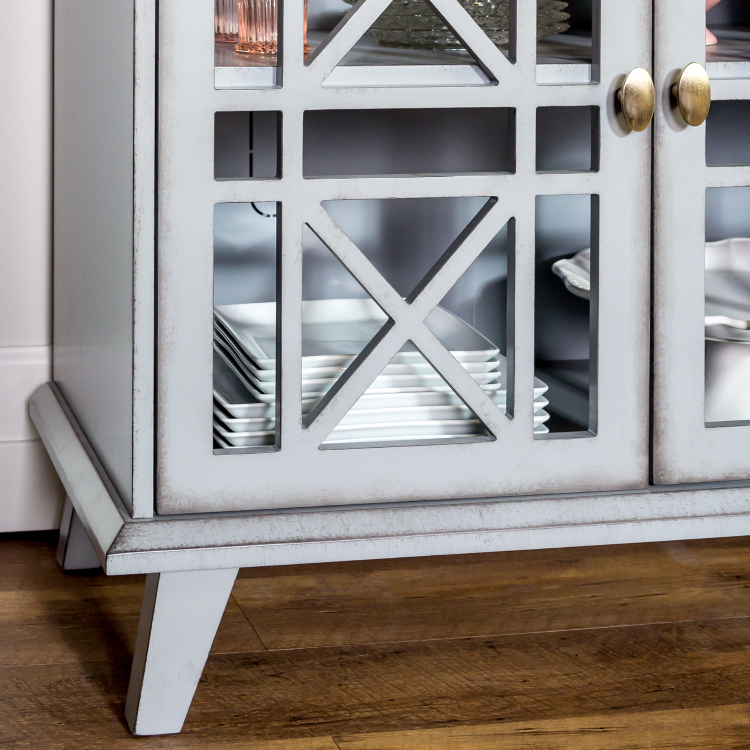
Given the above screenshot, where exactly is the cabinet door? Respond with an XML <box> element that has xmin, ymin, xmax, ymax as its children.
<box><xmin>156</xmin><ymin>0</ymin><xmax>652</xmax><ymax>514</ymax></box>
<box><xmin>653</xmin><ymin>0</ymin><xmax>750</xmax><ymax>483</ymax></box>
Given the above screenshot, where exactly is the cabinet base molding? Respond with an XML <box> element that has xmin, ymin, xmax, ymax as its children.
<box><xmin>30</xmin><ymin>383</ymin><xmax>750</xmax><ymax>577</ymax></box>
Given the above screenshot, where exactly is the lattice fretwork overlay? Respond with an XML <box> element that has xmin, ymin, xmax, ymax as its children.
<box><xmin>157</xmin><ymin>0</ymin><xmax>651</xmax><ymax>511</ymax></box>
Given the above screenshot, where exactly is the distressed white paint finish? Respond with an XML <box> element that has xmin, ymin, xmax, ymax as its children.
<box><xmin>157</xmin><ymin>0</ymin><xmax>653</xmax><ymax>514</ymax></box>
<box><xmin>0</xmin><ymin>440</ymin><xmax>64</xmax><ymax>533</ymax></box>
<box><xmin>106</xmin><ymin>483</ymin><xmax>750</xmax><ymax>575</ymax></box>
<box><xmin>652</xmin><ymin>0</ymin><xmax>750</xmax><ymax>483</ymax></box>
<box><xmin>53</xmin><ymin>0</ymin><xmax>136</xmax><ymax>511</ymax></box>
<box><xmin>0</xmin><ymin>0</ymin><xmax>52</xmax><ymax>347</ymax></box>
<box><xmin>132</xmin><ymin>0</ymin><xmax>157</xmax><ymax>519</ymax></box>
<box><xmin>0</xmin><ymin>346</ymin><xmax>50</xmax><ymax>441</ymax></box>
<box><xmin>124</xmin><ymin>568</ymin><xmax>239</xmax><ymax>735</ymax></box>
<box><xmin>29</xmin><ymin>384</ymin><xmax>125</xmax><ymax>564</ymax></box>
<box><xmin>56</xmin><ymin>496</ymin><xmax>102</xmax><ymax>570</ymax></box>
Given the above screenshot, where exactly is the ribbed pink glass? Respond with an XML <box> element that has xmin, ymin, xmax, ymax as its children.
<box><xmin>236</xmin><ymin>0</ymin><xmax>310</xmax><ymax>55</ymax></box>
<box><xmin>215</xmin><ymin>0</ymin><xmax>239</xmax><ymax>43</ymax></box>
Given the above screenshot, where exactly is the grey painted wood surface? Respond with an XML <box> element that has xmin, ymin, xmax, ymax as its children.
<box><xmin>53</xmin><ymin>0</ymin><xmax>136</xmax><ymax>510</ymax></box>
<box><xmin>131</xmin><ymin>0</ymin><xmax>157</xmax><ymax>518</ymax></box>
<box><xmin>124</xmin><ymin>568</ymin><xmax>239</xmax><ymax>734</ymax></box>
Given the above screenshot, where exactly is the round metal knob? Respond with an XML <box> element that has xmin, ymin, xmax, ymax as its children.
<box><xmin>671</xmin><ymin>62</ymin><xmax>711</xmax><ymax>127</ymax></box>
<box><xmin>617</xmin><ymin>68</ymin><xmax>656</xmax><ymax>132</ymax></box>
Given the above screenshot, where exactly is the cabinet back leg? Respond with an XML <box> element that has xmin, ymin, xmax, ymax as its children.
<box><xmin>56</xmin><ymin>496</ymin><xmax>101</xmax><ymax>571</ymax></box>
<box><xmin>125</xmin><ymin>567</ymin><xmax>239</xmax><ymax>735</ymax></box>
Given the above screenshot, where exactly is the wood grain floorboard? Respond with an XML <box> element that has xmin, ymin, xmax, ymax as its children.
<box><xmin>335</xmin><ymin>703</ymin><xmax>750</xmax><ymax>749</ymax></box>
<box><xmin>232</xmin><ymin>538</ymin><xmax>750</xmax><ymax>649</ymax></box>
<box><xmin>4</xmin><ymin>533</ymin><xmax>750</xmax><ymax>748</ymax></box>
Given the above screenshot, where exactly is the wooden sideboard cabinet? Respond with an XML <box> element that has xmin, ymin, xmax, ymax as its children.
<box><xmin>35</xmin><ymin>0</ymin><xmax>750</xmax><ymax>735</ymax></box>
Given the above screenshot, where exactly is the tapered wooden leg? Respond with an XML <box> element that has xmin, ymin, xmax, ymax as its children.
<box><xmin>56</xmin><ymin>496</ymin><xmax>101</xmax><ymax>570</ymax></box>
<box><xmin>124</xmin><ymin>567</ymin><xmax>239</xmax><ymax>735</ymax></box>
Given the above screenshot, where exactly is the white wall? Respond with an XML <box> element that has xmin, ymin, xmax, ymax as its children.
<box><xmin>0</xmin><ymin>0</ymin><xmax>65</xmax><ymax>531</ymax></box>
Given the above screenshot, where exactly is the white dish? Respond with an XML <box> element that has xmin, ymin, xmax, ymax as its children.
<box><xmin>552</xmin><ymin>248</ymin><xmax>591</xmax><ymax>300</ymax></box>
<box><xmin>214</xmin><ymin>403</ymin><xmax>551</xmax><ymax>433</ymax></box>
<box><xmin>213</xmin><ymin>429</ymin><xmax>275</xmax><ymax>448</ymax></box>
<box><xmin>704</xmin><ymin>238</ymin><xmax>750</xmax><ymax>343</ymax></box>
<box><xmin>215</xmin><ymin>412</ymin><xmax>552</xmax><ymax>448</ymax></box>
<box><xmin>215</xmin><ymin>341</ymin><xmax>502</xmax><ymax>398</ymax></box>
<box><xmin>214</xmin><ymin>349</ymin><xmax>549</xmax><ymax>416</ymax></box>
<box><xmin>215</xmin><ymin>323</ymin><xmax>501</xmax><ymax>381</ymax></box>
<box><xmin>215</xmin><ymin>299</ymin><xmax>500</xmax><ymax>369</ymax></box>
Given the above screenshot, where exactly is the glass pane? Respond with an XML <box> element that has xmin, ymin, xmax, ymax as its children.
<box><xmin>536</xmin><ymin>106</ymin><xmax>599</xmax><ymax>173</ymax></box>
<box><xmin>706</xmin><ymin>0</ymin><xmax>750</xmax><ymax>65</ymax></box>
<box><xmin>705</xmin><ymin>187</ymin><xmax>750</xmax><ymax>425</ymax></box>
<box><xmin>537</xmin><ymin>0</ymin><xmax>596</xmax><ymax>85</ymax></box>
<box><xmin>706</xmin><ymin>101</ymin><xmax>750</xmax><ymax>167</ymax></box>
<box><xmin>308</xmin><ymin>196</ymin><xmax>533</xmax><ymax>446</ymax></box>
<box><xmin>213</xmin><ymin>202</ymin><xmax>280</xmax><ymax>452</ymax></box>
<box><xmin>323</xmin><ymin>196</ymin><xmax>495</xmax><ymax>297</ymax></box>
<box><xmin>301</xmin><ymin>225</ymin><xmax>391</xmax><ymax>421</ymax></box>
<box><xmin>322</xmin><ymin>341</ymin><xmax>493</xmax><ymax>449</ymax></box>
<box><xmin>425</xmin><ymin>218</ymin><xmax>551</xmax><ymax>432</ymax></box>
<box><xmin>214</xmin><ymin>111</ymin><xmax>280</xmax><ymax>179</ymax></box>
<box><xmin>307</xmin><ymin>0</ymin><xmax>497</xmax><ymax>86</ymax></box>
<box><xmin>215</xmin><ymin>0</ymin><xmax>285</xmax><ymax>89</ymax></box>
<box><xmin>304</xmin><ymin>108</ymin><xmax>515</xmax><ymax>178</ymax></box>
<box><xmin>535</xmin><ymin>194</ymin><xmax>598</xmax><ymax>436</ymax></box>
<box><xmin>310</xmin><ymin>0</ymin><xmax>483</xmax><ymax>63</ymax></box>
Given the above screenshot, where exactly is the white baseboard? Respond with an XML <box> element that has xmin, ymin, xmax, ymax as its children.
<box><xmin>0</xmin><ymin>440</ymin><xmax>64</xmax><ymax>532</ymax></box>
<box><xmin>0</xmin><ymin>346</ymin><xmax>50</xmax><ymax>441</ymax></box>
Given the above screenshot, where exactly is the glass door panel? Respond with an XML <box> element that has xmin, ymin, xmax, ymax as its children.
<box><xmin>653</xmin><ymin>0</ymin><xmax>750</xmax><ymax>483</ymax></box>
<box><xmin>157</xmin><ymin>0</ymin><xmax>651</xmax><ymax>514</ymax></box>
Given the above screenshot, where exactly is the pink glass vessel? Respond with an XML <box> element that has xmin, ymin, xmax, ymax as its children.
<box><xmin>215</xmin><ymin>0</ymin><xmax>239</xmax><ymax>43</ymax></box>
<box><xmin>236</xmin><ymin>0</ymin><xmax>310</xmax><ymax>55</ymax></box>
<box><xmin>706</xmin><ymin>0</ymin><xmax>722</xmax><ymax>45</ymax></box>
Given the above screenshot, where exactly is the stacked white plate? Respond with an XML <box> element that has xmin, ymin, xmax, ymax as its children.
<box><xmin>704</xmin><ymin>238</ymin><xmax>750</xmax><ymax>423</ymax></box>
<box><xmin>213</xmin><ymin>298</ymin><xmax>550</xmax><ymax>448</ymax></box>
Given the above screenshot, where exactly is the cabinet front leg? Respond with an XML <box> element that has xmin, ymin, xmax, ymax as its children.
<box><xmin>125</xmin><ymin>567</ymin><xmax>239</xmax><ymax>735</ymax></box>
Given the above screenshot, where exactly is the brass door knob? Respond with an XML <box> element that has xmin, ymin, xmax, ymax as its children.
<box><xmin>671</xmin><ymin>62</ymin><xmax>711</xmax><ymax>126</ymax></box>
<box><xmin>617</xmin><ymin>68</ymin><xmax>655</xmax><ymax>132</ymax></box>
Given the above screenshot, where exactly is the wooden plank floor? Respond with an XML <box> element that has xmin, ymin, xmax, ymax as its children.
<box><xmin>3</xmin><ymin>534</ymin><xmax>750</xmax><ymax>748</ymax></box>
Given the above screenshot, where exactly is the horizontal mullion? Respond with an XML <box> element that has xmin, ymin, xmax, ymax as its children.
<box><xmin>209</xmin><ymin>82</ymin><xmax>601</xmax><ymax>111</ymax></box>
<box><xmin>710</xmin><ymin>78</ymin><xmax>750</xmax><ymax>100</ymax></box>
<box><xmin>526</xmin><ymin>85</ymin><xmax>603</xmax><ymax>107</ymax></box>
<box><xmin>212</xmin><ymin>181</ymin><xmax>286</xmax><ymax>203</ymax></box>
<box><xmin>299</xmin><ymin>175</ymin><xmax>522</xmax><ymax>201</ymax></box>
<box><xmin>706</xmin><ymin>166</ymin><xmax>750</xmax><ymax>187</ymax></box>
<box><xmin>212</xmin><ymin>174</ymin><xmax>602</xmax><ymax>203</ymax></box>
<box><xmin>530</xmin><ymin>172</ymin><xmax>602</xmax><ymax>193</ymax></box>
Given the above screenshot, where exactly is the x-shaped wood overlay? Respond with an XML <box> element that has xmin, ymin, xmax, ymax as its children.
<box><xmin>302</xmin><ymin>198</ymin><xmax>514</xmax><ymax>445</ymax></box>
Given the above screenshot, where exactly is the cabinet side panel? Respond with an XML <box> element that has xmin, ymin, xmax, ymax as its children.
<box><xmin>53</xmin><ymin>0</ymin><xmax>135</xmax><ymax>510</ymax></box>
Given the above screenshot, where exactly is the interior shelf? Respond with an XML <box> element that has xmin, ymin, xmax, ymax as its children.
<box><xmin>215</xmin><ymin>32</ymin><xmax>593</xmax><ymax>89</ymax></box>
<box><xmin>707</xmin><ymin>28</ymin><xmax>750</xmax><ymax>79</ymax></box>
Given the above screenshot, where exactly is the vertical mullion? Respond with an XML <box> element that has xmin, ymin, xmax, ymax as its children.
<box><xmin>588</xmin><ymin>194</ymin><xmax>600</xmax><ymax>435</ymax></box>
<box><xmin>278</xmin><ymin>109</ymin><xmax>305</xmax><ymax>451</ymax></box>
<box><xmin>512</xmin><ymin>192</ymin><xmax>537</xmax><ymax>437</ymax></box>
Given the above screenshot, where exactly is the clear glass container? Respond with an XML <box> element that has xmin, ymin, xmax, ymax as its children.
<box><xmin>215</xmin><ymin>0</ymin><xmax>239</xmax><ymax>43</ymax></box>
